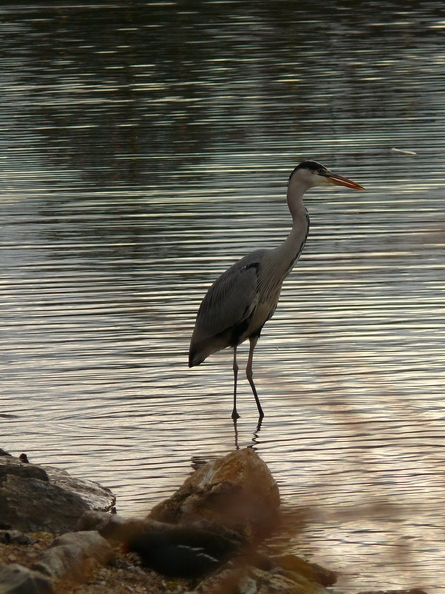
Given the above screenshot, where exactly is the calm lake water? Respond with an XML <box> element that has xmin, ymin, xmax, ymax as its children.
<box><xmin>1</xmin><ymin>2</ymin><xmax>445</xmax><ymax>591</ymax></box>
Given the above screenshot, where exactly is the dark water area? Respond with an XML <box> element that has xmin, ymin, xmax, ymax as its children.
<box><xmin>1</xmin><ymin>2</ymin><xmax>445</xmax><ymax>591</ymax></box>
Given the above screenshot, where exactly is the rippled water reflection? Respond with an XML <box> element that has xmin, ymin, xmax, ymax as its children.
<box><xmin>1</xmin><ymin>2</ymin><xmax>445</xmax><ymax>591</ymax></box>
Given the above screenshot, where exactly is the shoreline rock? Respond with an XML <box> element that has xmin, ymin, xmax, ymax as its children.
<box><xmin>149</xmin><ymin>447</ymin><xmax>280</xmax><ymax>541</ymax></box>
<box><xmin>0</xmin><ymin>447</ymin><xmax>429</xmax><ymax>594</ymax></box>
<box><xmin>0</xmin><ymin>450</ymin><xmax>115</xmax><ymax>534</ymax></box>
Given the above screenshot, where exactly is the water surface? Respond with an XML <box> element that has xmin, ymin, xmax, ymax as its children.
<box><xmin>1</xmin><ymin>2</ymin><xmax>445</xmax><ymax>592</ymax></box>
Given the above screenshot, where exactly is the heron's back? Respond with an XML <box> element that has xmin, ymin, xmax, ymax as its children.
<box><xmin>189</xmin><ymin>249</ymin><xmax>286</xmax><ymax>367</ymax></box>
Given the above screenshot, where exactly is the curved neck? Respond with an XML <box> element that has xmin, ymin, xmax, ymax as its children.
<box><xmin>269</xmin><ymin>182</ymin><xmax>310</xmax><ymax>278</ymax></box>
<box><xmin>287</xmin><ymin>175</ymin><xmax>311</xmax><ymax>224</ymax></box>
<box><xmin>286</xmin><ymin>179</ymin><xmax>310</xmax><ymax>247</ymax></box>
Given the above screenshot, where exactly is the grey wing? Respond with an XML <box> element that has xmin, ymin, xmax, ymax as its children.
<box><xmin>189</xmin><ymin>253</ymin><xmax>263</xmax><ymax>366</ymax></box>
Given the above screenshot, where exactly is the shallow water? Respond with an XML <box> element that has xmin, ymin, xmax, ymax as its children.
<box><xmin>1</xmin><ymin>2</ymin><xmax>445</xmax><ymax>591</ymax></box>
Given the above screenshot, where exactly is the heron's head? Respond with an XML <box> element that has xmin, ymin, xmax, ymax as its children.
<box><xmin>289</xmin><ymin>160</ymin><xmax>365</xmax><ymax>191</ymax></box>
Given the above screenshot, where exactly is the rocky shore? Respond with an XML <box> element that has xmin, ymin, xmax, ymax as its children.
<box><xmin>0</xmin><ymin>447</ymin><xmax>427</xmax><ymax>594</ymax></box>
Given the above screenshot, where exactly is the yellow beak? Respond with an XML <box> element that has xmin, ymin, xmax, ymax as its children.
<box><xmin>326</xmin><ymin>173</ymin><xmax>365</xmax><ymax>191</ymax></box>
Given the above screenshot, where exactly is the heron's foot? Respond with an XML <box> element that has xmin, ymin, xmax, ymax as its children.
<box><xmin>231</xmin><ymin>409</ymin><xmax>240</xmax><ymax>420</ymax></box>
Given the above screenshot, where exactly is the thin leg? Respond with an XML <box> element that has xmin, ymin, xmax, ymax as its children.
<box><xmin>246</xmin><ymin>336</ymin><xmax>264</xmax><ymax>419</ymax></box>
<box><xmin>231</xmin><ymin>346</ymin><xmax>240</xmax><ymax>420</ymax></box>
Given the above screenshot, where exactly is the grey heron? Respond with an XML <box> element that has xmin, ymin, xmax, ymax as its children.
<box><xmin>189</xmin><ymin>161</ymin><xmax>365</xmax><ymax>419</ymax></box>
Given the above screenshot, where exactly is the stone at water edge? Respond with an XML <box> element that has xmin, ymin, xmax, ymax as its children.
<box><xmin>0</xmin><ymin>451</ymin><xmax>115</xmax><ymax>533</ymax></box>
<box><xmin>149</xmin><ymin>447</ymin><xmax>280</xmax><ymax>539</ymax></box>
<box><xmin>271</xmin><ymin>554</ymin><xmax>337</xmax><ymax>587</ymax></box>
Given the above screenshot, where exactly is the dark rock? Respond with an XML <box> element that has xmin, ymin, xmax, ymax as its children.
<box><xmin>32</xmin><ymin>531</ymin><xmax>113</xmax><ymax>582</ymax></box>
<box><xmin>0</xmin><ymin>474</ymin><xmax>89</xmax><ymax>533</ymax></box>
<box><xmin>0</xmin><ymin>530</ymin><xmax>38</xmax><ymax>545</ymax></box>
<box><xmin>124</xmin><ymin>524</ymin><xmax>244</xmax><ymax>578</ymax></box>
<box><xmin>0</xmin><ymin>453</ymin><xmax>115</xmax><ymax>533</ymax></box>
<box><xmin>149</xmin><ymin>448</ymin><xmax>280</xmax><ymax>539</ymax></box>
<box><xmin>77</xmin><ymin>510</ymin><xmax>167</xmax><ymax>542</ymax></box>
<box><xmin>0</xmin><ymin>456</ymin><xmax>49</xmax><ymax>482</ymax></box>
<box><xmin>0</xmin><ymin>563</ymin><xmax>54</xmax><ymax>594</ymax></box>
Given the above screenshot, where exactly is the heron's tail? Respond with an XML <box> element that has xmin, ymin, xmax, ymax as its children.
<box><xmin>189</xmin><ymin>335</ymin><xmax>227</xmax><ymax>368</ymax></box>
<box><xmin>188</xmin><ymin>343</ymin><xmax>208</xmax><ymax>367</ymax></box>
